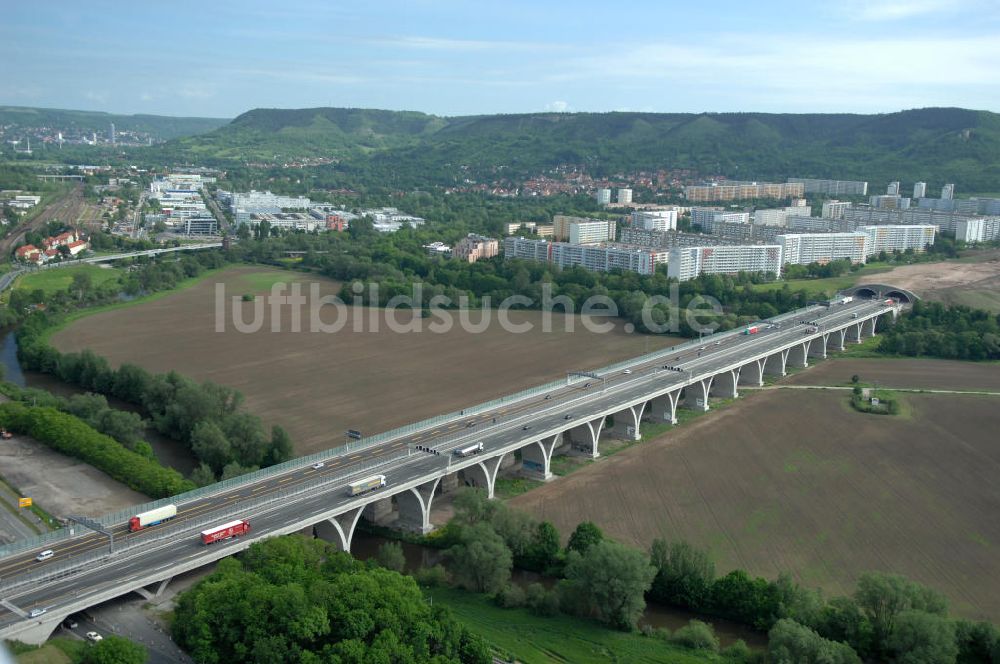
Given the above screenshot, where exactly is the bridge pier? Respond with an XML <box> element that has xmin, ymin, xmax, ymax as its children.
<box><xmin>809</xmin><ymin>334</ymin><xmax>829</xmax><ymax>359</ymax></box>
<box><xmin>738</xmin><ymin>359</ymin><xmax>764</xmax><ymax>387</ymax></box>
<box><xmin>863</xmin><ymin>316</ymin><xmax>878</xmax><ymax>337</ymax></box>
<box><xmin>458</xmin><ymin>454</ymin><xmax>506</xmax><ymax>498</ymax></box>
<box><xmin>607</xmin><ymin>404</ymin><xmax>645</xmax><ymax>441</ymax></box>
<box><xmin>135</xmin><ymin>577</ymin><xmax>173</xmax><ymax>601</ymax></box>
<box><xmin>683</xmin><ymin>377</ymin><xmax>712</xmax><ymax>412</ymax></box>
<box><xmin>828</xmin><ymin>329</ymin><xmax>846</xmax><ymax>352</ymax></box>
<box><xmin>314</xmin><ymin>505</ymin><xmax>366</xmax><ymax>551</ymax></box>
<box><xmin>565</xmin><ymin>417</ymin><xmax>605</xmax><ymax>457</ymax></box>
<box><xmin>2</xmin><ymin>617</ymin><xmax>60</xmax><ymax>646</ymax></box>
<box><xmin>763</xmin><ymin>349</ymin><xmax>788</xmax><ymax>377</ymax></box>
<box><xmin>643</xmin><ymin>390</ymin><xmax>681</xmax><ymax>425</ymax></box>
<box><xmin>710</xmin><ymin>369</ymin><xmax>739</xmax><ymax>400</ymax></box>
<box><xmin>396</xmin><ymin>478</ymin><xmax>441</xmax><ymax>534</ymax></box>
<box><xmin>520</xmin><ymin>434</ymin><xmax>561</xmax><ymax>480</ymax></box>
<box><xmin>787</xmin><ymin>341</ymin><xmax>810</xmax><ymax>369</ymax></box>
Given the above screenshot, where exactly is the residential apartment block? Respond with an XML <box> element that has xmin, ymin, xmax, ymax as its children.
<box><xmin>862</xmin><ymin>225</ymin><xmax>936</xmax><ymax>255</ymax></box>
<box><xmin>787</xmin><ymin>178</ymin><xmax>868</xmax><ymax>196</ymax></box>
<box><xmin>452</xmin><ymin>234</ymin><xmax>499</xmax><ymax>263</ymax></box>
<box><xmin>552</xmin><ymin>215</ymin><xmax>616</xmax><ymax>244</ymax></box>
<box><xmin>955</xmin><ymin>218</ymin><xmax>1000</xmax><ymax>243</ymax></box>
<box><xmin>631</xmin><ymin>210</ymin><xmax>678</xmax><ymax>232</ymax></box>
<box><xmin>503</xmin><ymin>237</ymin><xmax>667</xmax><ymax>275</ymax></box>
<box><xmin>667</xmin><ymin>245</ymin><xmax>783</xmax><ymax>281</ymax></box>
<box><xmin>776</xmin><ymin>233</ymin><xmax>869</xmax><ymax>265</ymax></box>
<box><xmin>617</xmin><ymin>188</ymin><xmax>633</xmax><ymax>205</ymax></box>
<box><xmin>821</xmin><ymin>201</ymin><xmax>852</xmax><ymax>219</ymax></box>
<box><xmin>690</xmin><ymin>208</ymin><xmax>750</xmax><ymax>232</ymax></box>
<box><xmin>685</xmin><ymin>181</ymin><xmax>804</xmax><ymax>202</ymax></box>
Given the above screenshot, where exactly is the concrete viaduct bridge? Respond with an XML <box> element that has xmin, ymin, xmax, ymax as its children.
<box><xmin>0</xmin><ymin>296</ymin><xmax>902</xmax><ymax>644</ymax></box>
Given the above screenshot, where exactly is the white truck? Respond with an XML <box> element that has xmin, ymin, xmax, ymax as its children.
<box><xmin>128</xmin><ymin>504</ymin><xmax>178</xmax><ymax>532</ymax></box>
<box><xmin>347</xmin><ymin>475</ymin><xmax>386</xmax><ymax>496</ymax></box>
<box><xmin>454</xmin><ymin>442</ymin><xmax>484</xmax><ymax>457</ymax></box>
<box><xmin>839</xmin><ymin>296</ymin><xmax>854</xmax><ymax>305</ymax></box>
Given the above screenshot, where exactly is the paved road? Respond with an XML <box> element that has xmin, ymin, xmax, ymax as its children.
<box><xmin>0</xmin><ymin>299</ymin><xmax>892</xmax><ymax>633</ymax></box>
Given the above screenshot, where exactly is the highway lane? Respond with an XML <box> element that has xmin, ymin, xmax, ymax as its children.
<box><xmin>0</xmin><ymin>298</ymin><xmax>880</xmax><ymax>578</ymax></box>
<box><xmin>0</xmin><ymin>299</ymin><xmax>891</xmax><ymax>624</ymax></box>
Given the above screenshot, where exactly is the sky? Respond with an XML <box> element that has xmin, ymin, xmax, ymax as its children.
<box><xmin>3</xmin><ymin>0</ymin><xmax>1000</xmax><ymax>119</ymax></box>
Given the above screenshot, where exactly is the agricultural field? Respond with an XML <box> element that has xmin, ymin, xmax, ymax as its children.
<box><xmin>871</xmin><ymin>248</ymin><xmax>1000</xmax><ymax>312</ymax></box>
<box><xmin>783</xmin><ymin>357</ymin><xmax>1000</xmax><ymax>391</ymax></box>
<box><xmin>511</xmin><ymin>388</ymin><xmax>1000</xmax><ymax>622</ymax></box>
<box><xmin>51</xmin><ymin>266</ymin><xmax>681</xmax><ymax>455</ymax></box>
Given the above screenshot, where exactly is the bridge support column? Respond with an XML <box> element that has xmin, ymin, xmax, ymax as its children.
<box><xmin>459</xmin><ymin>454</ymin><xmax>506</xmax><ymax>498</ymax></box>
<box><xmin>846</xmin><ymin>322</ymin><xmax>863</xmax><ymax>343</ymax></box>
<box><xmin>763</xmin><ymin>349</ymin><xmax>788</xmax><ymax>377</ymax></box>
<box><xmin>810</xmin><ymin>334</ymin><xmax>829</xmax><ymax>359</ymax></box>
<box><xmin>643</xmin><ymin>389</ymin><xmax>681</xmax><ymax>425</ymax></box>
<box><xmin>396</xmin><ymin>478</ymin><xmax>441</xmax><ymax>534</ymax></box>
<box><xmin>362</xmin><ymin>498</ymin><xmax>394</xmax><ymax>525</ymax></box>
<box><xmin>1</xmin><ymin>618</ymin><xmax>60</xmax><ymax>646</ymax></box>
<box><xmin>828</xmin><ymin>329</ymin><xmax>846</xmax><ymax>352</ymax></box>
<box><xmin>787</xmin><ymin>341</ymin><xmax>809</xmax><ymax>369</ymax></box>
<box><xmin>314</xmin><ymin>505</ymin><xmax>366</xmax><ymax>552</ymax></box>
<box><xmin>439</xmin><ymin>473</ymin><xmax>459</xmax><ymax>493</ymax></box>
<box><xmin>863</xmin><ymin>316</ymin><xmax>878</xmax><ymax>337</ymax></box>
<box><xmin>565</xmin><ymin>417</ymin><xmax>605</xmax><ymax>458</ymax></box>
<box><xmin>683</xmin><ymin>377</ymin><xmax>712</xmax><ymax>411</ymax></box>
<box><xmin>710</xmin><ymin>369</ymin><xmax>739</xmax><ymax>400</ymax></box>
<box><xmin>738</xmin><ymin>359</ymin><xmax>764</xmax><ymax>387</ymax></box>
<box><xmin>607</xmin><ymin>404</ymin><xmax>645</xmax><ymax>441</ymax></box>
<box><xmin>135</xmin><ymin>577</ymin><xmax>174</xmax><ymax>601</ymax></box>
<box><xmin>520</xmin><ymin>434</ymin><xmax>560</xmax><ymax>481</ymax></box>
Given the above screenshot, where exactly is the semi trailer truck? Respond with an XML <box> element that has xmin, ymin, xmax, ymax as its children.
<box><xmin>200</xmin><ymin>519</ymin><xmax>250</xmax><ymax>545</ymax></box>
<box><xmin>128</xmin><ymin>504</ymin><xmax>178</xmax><ymax>532</ymax></box>
<box><xmin>347</xmin><ymin>475</ymin><xmax>386</xmax><ymax>496</ymax></box>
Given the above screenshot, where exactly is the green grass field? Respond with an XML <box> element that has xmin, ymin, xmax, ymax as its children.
<box><xmin>424</xmin><ymin>587</ymin><xmax>726</xmax><ymax>664</ymax></box>
<box><xmin>13</xmin><ymin>264</ymin><xmax>120</xmax><ymax>296</ymax></box>
<box><xmin>13</xmin><ymin>636</ymin><xmax>86</xmax><ymax>664</ymax></box>
<box><xmin>751</xmin><ymin>263</ymin><xmax>894</xmax><ymax>298</ymax></box>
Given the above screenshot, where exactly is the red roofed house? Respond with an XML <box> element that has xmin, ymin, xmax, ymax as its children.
<box><xmin>15</xmin><ymin>244</ymin><xmax>42</xmax><ymax>264</ymax></box>
<box><xmin>66</xmin><ymin>240</ymin><xmax>88</xmax><ymax>256</ymax></box>
<box><xmin>43</xmin><ymin>230</ymin><xmax>78</xmax><ymax>250</ymax></box>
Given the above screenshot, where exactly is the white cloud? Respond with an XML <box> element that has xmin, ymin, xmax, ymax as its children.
<box><xmin>848</xmin><ymin>0</ymin><xmax>965</xmax><ymax>21</ymax></box>
<box><xmin>545</xmin><ymin>100</ymin><xmax>570</xmax><ymax>112</ymax></box>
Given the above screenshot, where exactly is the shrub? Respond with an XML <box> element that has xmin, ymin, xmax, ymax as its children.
<box><xmin>414</xmin><ymin>564</ymin><xmax>449</xmax><ymax>588</ymax></box>
<box><xmin>495</xmin><ymin>584</ymin><xmax>526</xmax><ymax>609</ymax></box>
<box><xmin>671</xmin><ymin>620</ymin><xmax>720</xmax><ymax>652</ymax></box>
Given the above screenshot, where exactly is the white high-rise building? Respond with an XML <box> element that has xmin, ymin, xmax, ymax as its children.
<box><xmin>821</xmin><ymin>201</ymin><xmax>852</xmax><ymax>219</ymax></box>
<box><xmin>913</xmin><ymin>182</ymin><xmax>927</xmax><ymax>199</ymax></box>
<box><xmin>553</xmin><ymin>215</ymin><xmax>616</xmax><ymax>244</ymax></box>
<box><xmin>617</xmin><ymin>188</ymin><xmax>633</xmax><ymax>205</ymax></box>
<box><xmin>887</xmin><ymin>181</ymin><xmax>900</xmax><ymax>195</ymax></box>
<box><xmin>631</xmin><ymin>210</ymin><xmax>678</xmax><ymax>232</ymax></box>
<box><xmin>690</xmin><ymin>208</ymin><xmax>750</xmax><ymax>232</ymax></box>
<box><xmin>596</xmin><ymin>188</ymin><xmax>612</xmax><ymax>205</ymax></box>
<box><xmin>667</xmin><ymin>245</ymin><xmax>783</xmax><ymax>281</ymax></box>
<box><xmin>941</xmin><ymin>183</ymin><xmax>955</xmax><ymax>200</ymax></box>
<box><xmin>776</xmin><ymin>233</ymin><xmax>870</xmax><ymax>266</ymax></box>
<box><xmin>862</xmin><ymin>225</ymin><xmax>936</xmax><ymax>255</ymax></box>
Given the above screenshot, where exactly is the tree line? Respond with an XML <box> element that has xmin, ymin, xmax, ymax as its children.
<box><xmin>172</xmin><ymin>536</ymin><xmax>491</xmax><ymax>664</ymax></box>
<box><xmin>388</xmin><ymin>489</ymin><xmax>1000</xmax><ymax>664</ymax></box>
<box><xmin>878</xmin><ymin>301</ymin><xmax>1000</xmax><ymax>361</ymax></box>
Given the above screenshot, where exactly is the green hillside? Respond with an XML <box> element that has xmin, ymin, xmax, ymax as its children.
<box><xmin>152</xmin><ymin>106</ymin><xmax>1000</xmax><ymax>191</ymax></box>
<box><xmin>0</xmin><ymin>106</ymin><xmax>229</xmax><ymax>140</ymax></box>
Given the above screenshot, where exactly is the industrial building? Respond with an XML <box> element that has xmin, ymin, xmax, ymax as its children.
<box><xmin>667</xmin><ymin>245</ymin><xmax>783</xmax><ymax>281</ymax></box>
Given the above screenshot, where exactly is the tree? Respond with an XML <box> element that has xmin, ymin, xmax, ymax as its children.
<box><xmin>447</xmin><ymin>522</ymin><xmax>512</xmax><ymax>594</ymax></box>
<box><xmin>566</xmin><ymin>521</ymin><xmax>603</xmax><ymax>556</ymax></box>
<box><xmin>451</xmin><ymin>487</ymin><xmax>500</xmax><ymax>526</ymax></box>
<box><xmin>671</xmin><ymin>620</ymin><xmax>720</xmax><ymax>651</ymax></box>
<box><xmin>649</xmin><ymin>538</ymin><xmax>715</xmax><ymax>610</ymax></box>
<box><xmin>376</xmin><ymin>541</ymin><xmax>406</xmax><ymax>573</ymax></box>
<box><xmin>855</xmin><ymin>572</ymin><xmax>948</xmax><ymax>653</ymax></box>
<box><xmin>523</xmin><ymin>521</ymin><xmax>561</xmax><ymax>572</ymax></box>
<box><xmin>190</xmin><ymin>420</ymin><xmax>231</xmax><ymax>473</ymax></box>
<box><xmin>769</xmin><ymin>619</ymin><xmax>861</xmax><ymax>664</ymax></box>
<box><xmin>266</xmin><ymin>424</ymin><xmax>293</xmax><ymax>465</ymax></box>
<box><xmin>70</xmin><ymin>271</ymin><xmax>93</xmax><ymax>301</ymax></box>
<box><xmin>80</xmin><ymin>635</ymin><xmax>147</xmax><ymax>664</ymax></box>
<box><xmin>888</xmin><ymin>610</ymin><xmax>958</xmax><ymax>664</ymax></box>
<box><xmin>189</xmin><ymin>462</ymin><xmax>217</xmax><ymax>487</ymax></box>
<box><xmin>561</xmin><ymin>539</ymin><xmax>656</xmax><ymax>630</ymax></box>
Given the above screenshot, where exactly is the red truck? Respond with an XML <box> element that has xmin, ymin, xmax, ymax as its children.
<box><xmin>743</xmin><ymin>325</ymin><xmax>760</xmax><ymax>335</ymax></box>
<box><xmin>200</xmin><ymin>519</ymin><xmax>250</xmax><ymax>545</ymax></box>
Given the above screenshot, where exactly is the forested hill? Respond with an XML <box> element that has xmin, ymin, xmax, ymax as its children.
<box><xmin>163</xmin><ymin>106</ymin><xmax>1000</xmax><ymax>190</ymax></box>
<box><xmin>0</xmin><ymin>106</ymin><xmax>229</xmax><ymax>140</ymax></box>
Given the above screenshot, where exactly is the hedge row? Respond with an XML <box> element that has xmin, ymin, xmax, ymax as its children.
<box><xmin>0</xmin><ymin>402</ymin><xmax>195</xmax><ymax>499</ymax></box>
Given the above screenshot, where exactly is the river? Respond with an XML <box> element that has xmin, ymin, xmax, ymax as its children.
<box><xmin>0</xmin><ymin>327</ymin><xmax>197</xmax><ymax>474</ymax></box>
<box><xmin>350</xmin><ymin>532</ymin><xmax>767</xmax><ymax>649</ymax></box>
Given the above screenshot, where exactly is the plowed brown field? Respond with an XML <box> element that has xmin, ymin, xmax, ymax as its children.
<box><xmin>511</xmin><ymin>389</ymin><xmax>1000</xmax><ymax>621</ymax></box>
<box><xmin>52</xmin><ymin>266</ymin><xmax>680</xmax><ymax>455</ymax></box>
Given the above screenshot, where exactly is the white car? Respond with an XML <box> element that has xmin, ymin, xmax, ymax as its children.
<box><xmin>86</xmin><ymin>631</ymin><xmax>103</xmax><ymax>643</ymax></box>
<box><xmin>28</xmin><ymin>608</ymin><xmax>46</xmax><ymax>618</ymax></box>
<box><xmin>35</xmin><ymin>550</ymin><xmax>54</xmax><ymax>562</ymax></box>
<box><xmin>623</xmin><ymin>369</ymin><xmax>632</xmax><ymax>374</ymax></box>
<box><xmin>311</xmin><ymin>462</ymin><xmax>325</xmax><ymax>470</ymax></box>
